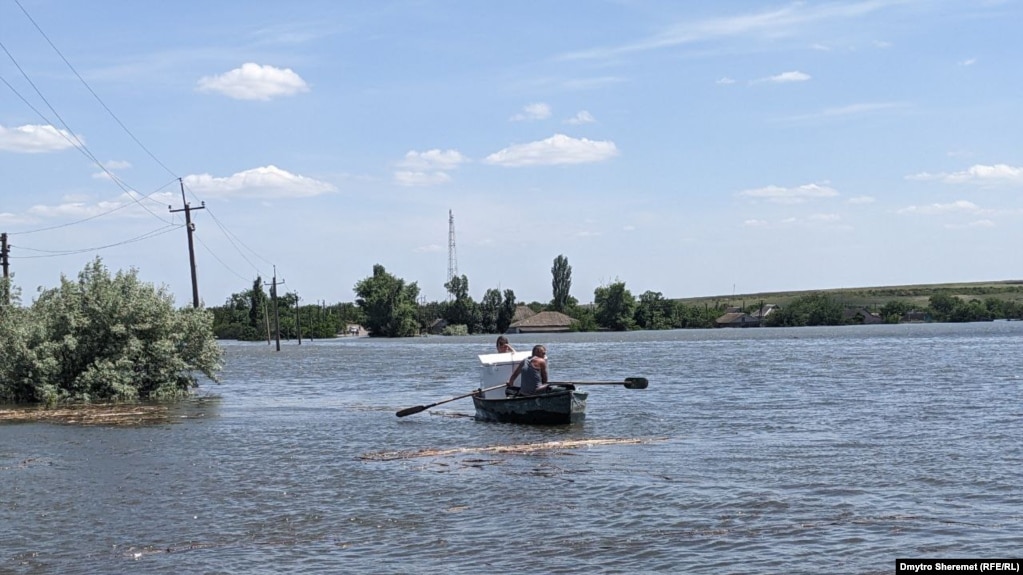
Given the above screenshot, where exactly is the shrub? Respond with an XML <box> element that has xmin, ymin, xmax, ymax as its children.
<box><xmin>0</xmin><ymin>258</ymin><xmax>222</xmax><ymax>404</ymax></box>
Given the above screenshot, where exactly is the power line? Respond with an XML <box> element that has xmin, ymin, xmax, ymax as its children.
<box><xmin>6</xmin><ymin>178</ymin><xmax>180</xmax><ymax>236</ymax></box>
<box><xmin>10</xmin><ymin>224</ymin><xmax>182</xmax><ymax>258</ymax></box>
<box><xmin>13</xmin><ymin>0</ymin><xmax>180</xmax><ymax>182</ymax></box>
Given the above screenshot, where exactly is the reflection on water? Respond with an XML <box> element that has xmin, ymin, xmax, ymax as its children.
<box><xmin>2</xmin><ymin>323</ymin><xmax>1022</xmax><ymax>574</ymax></box>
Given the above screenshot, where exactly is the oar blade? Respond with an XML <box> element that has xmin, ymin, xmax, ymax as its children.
<box><xmin>624</xmin><ymin>377</ymin><xmax>648</xmax><ymax>389</ymax></box>
<box><xmin>396</xmin><ymin>405</ymin><xmax>428</xmax><ymax>417</ymax></box>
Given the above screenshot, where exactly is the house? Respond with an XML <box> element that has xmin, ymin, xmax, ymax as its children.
<box><xmin>715</xmin><ymin>312</ymin><xmax>759</xmax><ymax>328</ymax></box>
<box><xmin>506</xmin><ymin>310</ymin><xmax>577</xmax><ymax>333</ymax></box>
<box><xmin>343</xmin><ymin>324</ymin><xmax>368</xmax><ymax>337</ymax></box>
<box><xmin>427</xmin><ymin>318</ymin><xmax>448</xmax><ymax>335</ymax></box>
<box><xmin>843</xmin><ymin>307</ymin><xmax>882</xmax><ymax>325</ymax></box>
<box><xmin>749</xmin><ymin>304</ymin><xmax>779</xmax><ymax>321</ymax></box>
<box><xmin>511</xmin><ymin>305</ymin><xmax>537</xmax><ymax>323</ymax></box>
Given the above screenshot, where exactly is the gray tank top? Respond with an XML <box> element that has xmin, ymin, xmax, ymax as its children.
<box><xmin>519</xmin><ymin>357</ymin><xmax>543</xmax><ymax>394</ymax></box>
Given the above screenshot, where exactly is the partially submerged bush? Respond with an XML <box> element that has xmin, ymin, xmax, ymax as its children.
<box><xmin>0</xmin><ymin>258</ymin><xmax>222</xmax><ymax>404</ymax></box>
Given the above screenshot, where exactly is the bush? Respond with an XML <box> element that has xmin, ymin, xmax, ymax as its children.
<box><xmin>0</xmin><ymin>258</ymin><xmax>222</xmax><ymax>404</ymax></box>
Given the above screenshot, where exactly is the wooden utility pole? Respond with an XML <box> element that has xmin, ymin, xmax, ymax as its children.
<box><xmin>294</xmin><ymin>295</ymin><xmax>302</xmax><ymax>345</ymax></box>
<box><xmin>168</xmin><ymin>179</ymin><xmax>205</xmax><ymax>308</ymax></box>
<box><xmin>1</xmin><ymin>232</ymin><xmax>9</xmax><ymax>306</ymax></box>
<box><xmin>265</xmin><ymin>268</ymin><xmax>284</xmax><ymax>351</ymax></box>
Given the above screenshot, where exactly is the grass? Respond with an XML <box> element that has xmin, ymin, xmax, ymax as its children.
<box><xmin>673</xmin><ymin>280</ymin><xmax>1023</xmax><ymax>310</ymax></box>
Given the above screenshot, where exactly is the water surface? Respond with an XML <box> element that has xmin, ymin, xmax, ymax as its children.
<box><xmin>2</xmin><ymin>323</ymin><xmax>1021</xmax><ymax>574</ymax></box>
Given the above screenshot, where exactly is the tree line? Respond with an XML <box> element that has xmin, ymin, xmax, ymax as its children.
<box><xmin>209</xmin><ymin>255</ymin><xmax>1023</xmax><ymax>339</ymax></box>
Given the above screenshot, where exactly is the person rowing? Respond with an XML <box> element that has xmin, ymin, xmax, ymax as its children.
<box><xmin>506</xmin><ymin>344</ymin><xmax>548</xmax><ymax>396</ymax></box>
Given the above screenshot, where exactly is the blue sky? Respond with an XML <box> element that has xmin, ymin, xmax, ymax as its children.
<box><xmin>1</xmin><ymin>0</ymin><xmax>1021</xmax><ymax>307</ymax></box>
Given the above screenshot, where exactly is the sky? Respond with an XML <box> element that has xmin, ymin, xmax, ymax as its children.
<box><xmin>1</xmin><ymin>0</ymin><xmax>1021</xmax><ymax>308</ymax></box>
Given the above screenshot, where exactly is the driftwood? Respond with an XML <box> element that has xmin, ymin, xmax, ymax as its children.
<box><xmin>0</xmin><ymin>404</ymin><xmax>171</xmax><ymax>426</ymax></box>
<box><xmin>360</xmin><ymin>437</ymin><xmax>664</xmax><ymax>461</ymax></box>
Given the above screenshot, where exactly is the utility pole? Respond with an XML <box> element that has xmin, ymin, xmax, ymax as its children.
<box><xmin>295</xmin><ymin>294</ymin><xmax>302</xmax><ymax>345</ymax></box>
<box><xmin>265</xmin><ymin>268</ymin><xmax>284</xmax><ymax>351</ymax></box>
<box><xmin>168</xmin><ymin>178</ymin><xmax>205</xmax><ymax>308</ymax></box>
<box><xmin>1</xmin><ymin>232</ymin><xmax>9</xmax><ymax>306</ymax></box>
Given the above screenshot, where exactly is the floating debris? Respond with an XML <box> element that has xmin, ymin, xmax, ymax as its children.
<box><xmin>0</xmin><ymin>404</ymin><xmax>171</xmax><ymax>426</ymax></box>
<box><xmin>359</xmin><ymin>437</ymin><xmax>663</xmax><ymax>461</ymax></box>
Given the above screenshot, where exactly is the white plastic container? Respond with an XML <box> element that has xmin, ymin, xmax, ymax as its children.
<box><xmin>477</xmin><ymin>351</ymin><xmax>530</xmax><ymax>399</ymax></box>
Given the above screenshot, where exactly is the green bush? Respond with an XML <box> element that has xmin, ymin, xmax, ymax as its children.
<box><xmin>0</xmin><ymin>258</ymin><xmax>222</xmax><ymax>404</ymax></box>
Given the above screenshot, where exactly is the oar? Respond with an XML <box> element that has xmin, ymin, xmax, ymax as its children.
<box><xmin>396</xmin><ymin>384</ymin><xmax>506</xmax><ymax>417</ymax></box>
<box><xmin>548</xmin><ymin>377</ymin><xmax>648</xmax><ymax>389</ymax></box>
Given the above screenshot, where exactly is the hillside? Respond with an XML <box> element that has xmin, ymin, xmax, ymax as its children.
<box><xmin>673</xmin><ymin>280</ymin><xmax>1023</xmax><ymax>311</ymax></box>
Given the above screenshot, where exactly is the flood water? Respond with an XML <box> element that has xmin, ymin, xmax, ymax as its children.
<box><xmin>2</xmin><ymin>322</ymin><xmax>1022</xmax><ymax>574</ymax></box>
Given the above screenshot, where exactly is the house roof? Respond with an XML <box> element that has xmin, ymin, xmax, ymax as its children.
<box><xmin>715</xmin><ymin>312</ymin><xmax>758</xmax><ymax>325</ymax></box>
<box><xmin>509</xmin><ymin>310</ymin><xmax>576</xmax><ymax>330</ymax></box>
<box><xmin>512</xmin><ymin>305</ymin><xmax>537</xmax><ymax>323</ymax></box>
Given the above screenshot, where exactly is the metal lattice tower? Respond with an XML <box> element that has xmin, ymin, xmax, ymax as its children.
<box><xmin>447</xmin><ymin>209</ymin><xmax>458</xmax><ymax>283</ymax></box>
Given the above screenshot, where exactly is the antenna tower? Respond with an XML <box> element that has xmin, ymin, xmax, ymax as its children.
<box><xmin>447</xmin><ymin>209</ymin><xmax>458</xmax><ymax>283</ymax></box>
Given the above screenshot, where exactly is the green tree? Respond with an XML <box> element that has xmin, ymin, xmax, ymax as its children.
<box><xmin>0</xmin><ymin>258</ymin><xmax>222</xmax><ymax>404</ymax></box>
<box><xmin>443</xmin><ymin>274</ymin><xmax>481</xmax><ymax>333</ymax></box>
<box><xmin>763</xmin><ymin>292</ymin><xmax>842</xmax><ymax>327</ymax></box>
<box><xmin>879</xmin><ymin>300</ymin><xmax>909</xmax><ymax>324</ymax></box>
<box><xmin>249</xmin><ymin>276</ymin><xmax>267</xmax><ymax>332</ymax></box>
<box><xmin>551</xmin><ymin>255</ymin><xmax>576</xmax><ymax>312</ymax></box>
<box><xmin>479</xmin><ymin>288</ymin><xmax>503</xmax><ymax>334</ymax></box>
<box><xmin>497</xmin><ymin>289</ymin><xmax>517</xmax><ymax>334</ymax></box>
<box><xmin>928</xmin><ymin>293</ymin><xmax>959</xmax><ymax>322</ymax></box>
<box><xmin>354</xmin><ymin>264</ymin><xmax>421</xmax><ymax>337</ymax></box>
<box><xmin>594</xmin><ymin>280</ymin><xmax>636</xmax><ymax>331</ymax></box>
<box><xmin>635</xmin><ymin>290</ymin><xmax>672</xmax><ymax>330</ymax></box>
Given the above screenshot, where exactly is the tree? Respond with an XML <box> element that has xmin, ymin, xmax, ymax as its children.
<box><xmin>249</xmin><ymin>276</ymin><xmax>266</xmax><ymax>333</ymax></box>
<box><xmin>354</xmin><ymin>264</ymin><xmax>421</xmax><ymax>337</ymax></box>
<box><xmin>928</xmin><ymin>293</ymin><xmax>959</xmax><ymax>322</ymax></box>
<box><xmin>497</xmin><ymin>289</ymin><xmax>517</xmax><ymax>334</ymax></box>
<box><xmin>550</xmin><ymin>255</ymin><xmax>576</xmax><ymax>312</ymax></box>
<box><xmin>443</xmin><ymin>274</ymin><xmax>481</xmax><ymax>333</ymax></box>
<box><xmin>479</xmin><ymin>288</ymin><xmax>503</xmax><ymax>334</ymax></box>
<box><xmin>0</xmin><ymin>258</ymin><xmax>222</xmax><ymax>404</ymax></box>
<box><xmin>594</xmin><ymin>280</ymin><xmax>636</xmax><ymax>331</ymax></box>
<box><xmin>635</xmin><ymin>290</ymin><xmax>672</xmax><ymax>330</ymax></box>
<box><xmin>763</xmin><ymin>292</ymin><xmax>842</xmax><ymax>327</ymax></box>
<box><xmin>879</xmin><ymin>300</ymin><xmax>910</xmax><ymax>324</ymax></box>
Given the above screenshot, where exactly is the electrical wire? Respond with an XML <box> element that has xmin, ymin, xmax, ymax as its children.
<box><xmin>10</xmin><ymin>224</ymin><xmax>182</xmax><ymax>258</ymax></box>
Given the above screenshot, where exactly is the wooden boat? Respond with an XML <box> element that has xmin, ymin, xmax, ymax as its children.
<box><xmin>472</xmin><ymin>385</ymin><xmax>588</xmax><ymax>425</ymax></box>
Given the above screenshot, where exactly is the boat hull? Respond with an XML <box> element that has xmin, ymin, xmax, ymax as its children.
<box><xmin>472</xmin><ymin>388</ymin><xmax>588</xmax><ymax>425</ymax></box>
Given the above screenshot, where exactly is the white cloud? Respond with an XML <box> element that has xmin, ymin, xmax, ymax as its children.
<box><xmin>197</xmin><ymin>63</ymin><xmax>310</xmax><ymax>101</ymax></box>
<box><xmin>564</xmin><ymin>111</ymin><xmax>596</xmax><ymax>125</ymax></box>
<box><xmin>510</xmin><ymin>103</ymin><xmax>552</xmax><ymax>122</ymax></box>
<box><xmin>959</xmin><ymin>58</ymin><xmax>977</xmax><ymax>67</ymax></box>
<box><xmin>808</xmin><ymin>213</ymin><xmax>841</xmax><ymax>222</ymax></box>
<box><xmin>26</xmin><ymin>190</ymin><xmax>171</xmax><ymax>219</ymax></box>
<box><xmin>897</xmin><ymin>200</ymin><xmax>987</xmax><ymax>215</ymax></box>
<box><xmin>946</xmin><ymin>220</ymin><xmax>995</xmax><ymax>229</ymax></box>
<box><xmin>848</xmin><ymin>195</ymin><xmax>876</xmax><ymax>204</ymax></box>
<box><xmin>414</xmin><ymin>244</ymin><xmax>444</xmax><ymax>253</ymax></box>
<box><xmin>716</xmin><ymin>77</ymin><xmax>736</xmax><ymax>85</ymax></box>
<box><xmin>743</xmin><ymin>219</ymin><xmax>769</xmax><ymax>227</ymax></box>
<box><xmin>0</xmin><ymin>124</ymin><xmax>77</xmax><ymax>153</ymax></box>
<box><xmin>753</xmin><ymin>70</ymin><xmax>811</xmax><ymax>84</ymax></box>
<box><xmin>738</xmin><ymin>183</ymin><xmax>839</xmax><ymax>203</ymax></box>
<box><xmin>484</xmin><ymin>134</ymin><xmax>619</xmax><ymax>167</ymax></box>
<box><xmin>779</xmin><ymin>101</ymin><xmax>906</xmax><ymax>122</ymax></box>
<box><xmin>559</xmin><ymin>2</ymin><xmax>894</xmax><ymax>61</ymax></box>
<box><xmin>184</xmin><ymin>165</ymin><xmax>334</xmax><ymax>198</ymax></box>
<box><xmin>394</xmin><ymin>171</ymin><xmax>452</xmax><ymax>186</ymax></box>
<box><xmin>908</xmin><ymin>164</ymin><xmax>1023</xmax><ymax>185</ymax></box>
<box><xmin>397</xmin><ymin>149</ymin><xmax>468</xmax><ymax>170</ymax></box>
<box><xmin>92</xmin><ymin>160</ymin><xmax>133</xmax><ymax>180</ymax></box>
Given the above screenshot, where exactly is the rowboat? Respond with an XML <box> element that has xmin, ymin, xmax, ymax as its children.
<box><xmin>472</xmin><ymin>385</ymin><xmax>588</xmax><ymax>425</ymax></box>
<box><xmin>393</xmin><ymin>351</ymin><xmax>646</xmax><ymax>421</ymax></box>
